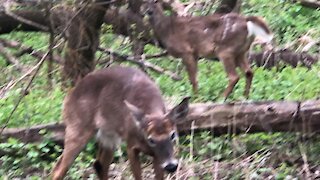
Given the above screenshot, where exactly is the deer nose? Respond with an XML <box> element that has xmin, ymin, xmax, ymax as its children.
<box><xmin>164</xmin><ymin>163</ymin><xmax>178</xmax><ymax>173</ymax></box>
<box><xmin>162</xmin><ymin>159</ymin><xmax>178</xmax><ymax>173</ymax></box>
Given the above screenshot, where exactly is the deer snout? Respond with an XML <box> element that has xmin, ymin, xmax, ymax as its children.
<box><xmin>162</xmin><ymin>159</ymin><xmax>178</xmax><ymax>173</ymax></box>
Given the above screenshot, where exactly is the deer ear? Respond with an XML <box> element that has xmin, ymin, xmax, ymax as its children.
<box><xmin>167</xmin><ymin>97</ymin><xmax>190</xmax><ymax>123</ymax></box>
<box><xmin>124</xmin><ymin>100</ymin><xmax>145</xmax><ymax>127</ymax></box>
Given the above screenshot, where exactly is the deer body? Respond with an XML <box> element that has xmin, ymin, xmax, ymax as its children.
<box><xmin>147</xmin><ymin>1</ymin><xmax>273</xmax><ymax>100</ymax></box>
<box><xmin>51</xmin><ymin>66</ymin><xmax>189</xmax><ymax>180</ymax></box>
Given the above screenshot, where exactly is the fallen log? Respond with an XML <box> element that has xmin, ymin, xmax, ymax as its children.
<box><xmin>248</xmin><ymin>49</ymin><xmax>318</xmax><ymax>70</ymax></box>
<box><xmin>1</xmin><ymin>99</ymin><xmax>320</xmax><ymax>144</ymax></box>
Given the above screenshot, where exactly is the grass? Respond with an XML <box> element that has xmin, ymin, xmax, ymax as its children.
<box><xmin>1</xmin><ymin>0</ymin><xmax>320</xmax><ymax>179</ymax></box>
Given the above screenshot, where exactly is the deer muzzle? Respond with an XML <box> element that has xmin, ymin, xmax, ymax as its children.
<box><xmin>162</xmin><ymin>158</ymin><xmax>178</xmax><ymax>173</ymax></box>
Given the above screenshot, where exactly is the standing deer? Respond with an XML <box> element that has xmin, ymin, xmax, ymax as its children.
<box><xmin>51</xmin><ymin>66</ymin><xmax>190</xmax><ymax>180</ymax></box>
<box><xmin>145</xmin><ymin>0</ymin><xmax>273</xmax><ymax>100</ymax></box>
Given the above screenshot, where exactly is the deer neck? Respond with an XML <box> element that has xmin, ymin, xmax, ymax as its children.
<box><xmin>149</xmin><ymin>10</ymin><xmax>172</xmax><ymax>39</ymax></box>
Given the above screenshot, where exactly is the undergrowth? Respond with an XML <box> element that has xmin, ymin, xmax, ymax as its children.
<box><xmin>1</xmin><ymin>0</ymin><xmax>320</xmax><ymax>179</ymax></box>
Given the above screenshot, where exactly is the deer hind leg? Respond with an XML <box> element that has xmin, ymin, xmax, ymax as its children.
<box><xmin>182</xmin><ymin>55</ymin><xmax>198</xmax><ymax>94</ymax></box>
<box><xmin>51</xmin><ymin>126</ymin><xmax>94</xmax><ymax>180</ymax></box>
<box><xmin>219</xmin><ymin>53</ymin><xmax>239</xmax><ymax>101</ymax></box>
<box><xmin>237</xmin><ymin>53</ymin><xmax>253</xmax><ymax>99</ymax></box>
<box><xmin>93</xmin><ymin>144</ymin><xmax>115</xmax><ymax>180</ymax></box>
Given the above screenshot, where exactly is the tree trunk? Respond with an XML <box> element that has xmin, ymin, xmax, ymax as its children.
<box><xmin>61</xmin><ymin>0</ymin><xmax>110</xmax><ymax>86</ymax></box>
<box><xmin>214</xmin><ymin>0</ymin><xmax>240</xmax><ymax>14</ymax></box>
<box><xmin>1</xmin><ymin>99</ymin><xmax>319</xmax><ymax>144</ymax></box>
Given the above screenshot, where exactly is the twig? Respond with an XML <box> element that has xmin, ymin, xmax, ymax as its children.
<box><xmin>0</xmin><ymin>80</ymin><xmax>14</xmax><ymax>99</ymax></box>
<box><xmin>0</xmin><ymin>43</ymin><xmax>26</xmax><ymax>71</ymax></box>
<box><xmin>189</xmin><ymin>120</ymin><xmax>195</xmax><ymax>162</ymax></box>
<box><xmin>46</xmin><ymin>1</ymin><xmax>55</xmax><ymax>89</ymax></box>
<box><xmin>299</xmin><ymin>144</ymin><xmax>312</xmax><ymax>179</ymax></box>
<box><xmin>0</xmin><ymin>51</ymin><xmax>49</xmax><ymax>135</ymax></box>
<box><xmin>145</xmin><ymin>51</ymin><xmax>168</xmax><ymax>59</ymax></box>
<box><xmin>98</xmin><ymin>47</ymin><xmax>182</xmax><ymax>81</ymax></box>
<box><xmin>0</xmin><ymin>38</ymin><xmax>63</xmax><ymax>64</ymax></box>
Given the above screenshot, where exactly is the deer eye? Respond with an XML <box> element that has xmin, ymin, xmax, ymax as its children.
<box><xmin>147</xmin><ymin>136</ymin><xmax>156</xmax><ymax>147</ymax></box>
<box><xmin>170</xmin><ymin>131</ymin><xmax>177</xmax><ymax>141</ymax></box>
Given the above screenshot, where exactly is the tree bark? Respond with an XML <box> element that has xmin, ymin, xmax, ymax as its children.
<box><xmin>60</xmin><ymin>1</ymin><xmax>110</xmax><ymax>86</ymax></box>
<box><xmin>0</xmin><ymin>10</ymin><xmax>49</xmax><ymax>34</ymax></box>
<box><xmin>214</xmin><ymin>0</ymin><xmax>240</xmax><ymax>14</ymax></box>
<box><xmin>2</xmin><ymin>99</ymin><xmax>320</xmax><ymax>144</ymax></box>
<box><xmin>248</xmin><ymin>49</ymin><xmax>318</xmax><ymax>69</ymax></box>
<box><xmin>298</xmin><ymin>0</ymin><xmax>320</xmax><ymax>9</ymax></box>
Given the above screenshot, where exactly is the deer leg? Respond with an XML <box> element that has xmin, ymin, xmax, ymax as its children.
<box><xmin>153</xmin><ymin>157</ymin><xmax>164</xmax><ymax>180</ymax></box>
<box><xmin>93</xmin><ymin>144</ymin><xmax>115</xmax><ymax>180</ymax></box>
<box><xmin>220</xmin><ymin>54</ymin><xmax>239</xmax><ymax>101</ymax></box>
<box><xmin>127</xmin><ymin>148</ymin><xmax>142</xmax><ymax>180</ymax></box>
<box><xmin>132</xmin><ymin>39</ymin><xmax>146</xmax><ymax>72</ymax></box>
<box><xmin>51</xmin><ymin>126</ymin><xmax>94</xmax><ymax>180</ymax></box>
<box><xmin>238</xmin><ymin>53</ymin><xmax>253</xmax><ymax>99</ymax></box>
<box><xmin>182</xmin><ymin>55</ymin><xmax>198</xmax><ymax>94</ymax></box>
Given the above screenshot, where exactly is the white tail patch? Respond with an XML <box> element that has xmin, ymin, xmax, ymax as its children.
<box><xmin>247</xmin><ymin>21</ymin><xmax>273</xmax><ymax>43</ymax></box>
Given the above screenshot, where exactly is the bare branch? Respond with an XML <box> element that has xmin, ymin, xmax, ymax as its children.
<box><xmin>0</xmin><ymin>43</ymin><xmax>26</xmax><ymax>71</ymax></box>
<box><xmin>0</xmin><ymin>38</ymin><xmax>63</xmax><ymax>64</ymax></box>
<box><xmin>98</xmin><ymin>47</ymin><xmax>182</xmax><ymax>80</ymax></box>
<box><xmin>0</xmin><ymin>51</ymin><xmax>49</xmax><ymax>135</ymax></box>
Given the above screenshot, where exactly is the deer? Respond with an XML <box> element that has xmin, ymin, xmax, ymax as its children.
<box><xmin>51</xmin><ymin>66</ymin><xmax>190</xmax><ymax>180</ymax></box>
<box><xmin>145</xmin><ymin>0</ymin><xmax>273</xmax><ymax>101</ymax></box>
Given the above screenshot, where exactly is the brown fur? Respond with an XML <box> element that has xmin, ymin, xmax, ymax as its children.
<box><xmin>51</xmin><ymin>66</ymin><xmax>189</xmax><ymax>180</ymax></box>
<box><xmin>147</xmin><ymin>1</ymin><xmax>271</xmax><ymax>100</ymax></box>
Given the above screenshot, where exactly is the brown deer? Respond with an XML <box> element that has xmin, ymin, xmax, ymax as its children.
<box><xmin>51</xmin><ymin>66</ymin><xmax>190</xmax><ymax>180</ymax></box>
<box><xmin>145</xmin><ymin>0</ymin><xmax>273</xmax><ymax>100</ymax></box>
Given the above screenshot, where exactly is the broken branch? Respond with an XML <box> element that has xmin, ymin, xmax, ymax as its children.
<box><xmin>98</xmin><ymin>47</ymin><xmax>181</xmax><ymax>80</ymax></box>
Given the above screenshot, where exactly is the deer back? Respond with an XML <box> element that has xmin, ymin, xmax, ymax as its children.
<box><xmin>63</xmin><ymin>66</ymin><xmax>164</xmax><ymax>134</ymax></box>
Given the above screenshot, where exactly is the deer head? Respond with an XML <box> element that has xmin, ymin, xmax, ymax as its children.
<box><xmin>125</xmin><ymin>96</ymin><xmax>190</xmax><ymax>172</ymax></box>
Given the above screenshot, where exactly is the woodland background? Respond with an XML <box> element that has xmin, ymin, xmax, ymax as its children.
<box><xmin>0</xmin><ymin>0</ymin><xmax>320</xmax><ymax>179</ymax></box>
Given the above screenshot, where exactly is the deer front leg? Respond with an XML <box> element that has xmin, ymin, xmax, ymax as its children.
<box><xmin>93</xmin><ymin>144</ymin><xmax>115</xmax><ymax>180</ymax></box>
<box><xmin>51</xmin><ymin>126</ymin><xmax>94</xmax><ymax>180</ymax></box>
<box><xmin>219</xmin><ymin>53</ymin><xmax>239</xmax><ymax>101</ymax></box>
<box><xmin>153</xmin><ymin>157</ymin><xmax>164</xmax><ymax>180</ymax></box>
<box><xmin>182</xmin><ymin>55</ymin><xmax>198</xmax><ymax>94</ymax></box>
<box><xmin>127</xmin><ymin>148</ymin><xmax>142</xmax><ymax>180</ymax></box>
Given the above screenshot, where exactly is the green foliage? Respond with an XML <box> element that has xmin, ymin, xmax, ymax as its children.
<box><xmin>0</xmin><ymin>86</ymin><xmax>64</xmax><ymax>127</ymax></box>
<box><xmin>1</xmin><ymin>0</ymin><xmax>320</xmax><ymax>179</ymax></box>
<box><xmin>243</xmin><ymin>0</ymin><xmax>320</xmax><ymax>46</ymax></box>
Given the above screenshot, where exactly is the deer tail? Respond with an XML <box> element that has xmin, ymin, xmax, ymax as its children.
<box><xmin>246</xmin><ymin>16</ymin><xmax>273</xmax><ymax>43</ymax></box>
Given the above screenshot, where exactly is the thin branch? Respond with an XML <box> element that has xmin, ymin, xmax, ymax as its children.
<box><xmin>98</xmin><ymin>47</ymin><xmax>182</xmax><ymax>81</ymax></box>
<box><xmin>0</xmin><ymin>43</ymin><xmax>26</xmax><ymax>71</ymax></box>
<box><xmin>46</xmin><ymin>1</ymin><xmax>55</xmax><ymax>89</ymax></box>
<box><xmin>0</xmin><ymin>38</ymin><xmax>63</xmax><ymax>64</ymax></box>
<box><xmin>0</xmin><ymin>51</ymin><xmax>49</xmax><ymax>135</ymax></box>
